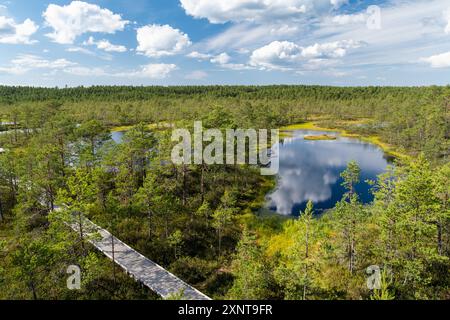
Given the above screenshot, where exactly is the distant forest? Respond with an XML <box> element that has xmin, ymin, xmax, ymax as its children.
<box><xmin>1</xmin><ymin>85</ymin><xmax>448</xmax><ymax>161</ymax></box>
<box><xmin>1</xmin><ymin>85</ymin><xmax>447</xmax><ymax>102</ymax></box>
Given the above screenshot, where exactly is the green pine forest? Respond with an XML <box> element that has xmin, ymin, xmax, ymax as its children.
<box><xmin>0</xmin><ymin>85</ymin><xmax>449</xmax><ymax>300</ymax></box>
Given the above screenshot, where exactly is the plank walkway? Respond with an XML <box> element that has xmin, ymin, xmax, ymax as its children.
<box><xmin>69</xmin><ymin>214</ymin><xmax>211</xmax><ymax>300</ymax></box>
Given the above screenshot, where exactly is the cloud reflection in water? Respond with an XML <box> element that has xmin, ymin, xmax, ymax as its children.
<box><xmin>267</xmin><ymin>131</ymin><xmax>389</xmax><ymax>215</ymax></box>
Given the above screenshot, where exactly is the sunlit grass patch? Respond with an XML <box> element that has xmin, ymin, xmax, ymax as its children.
<box><xmin>280</xmin><ymin>122</ymin><xmax>335</xmax><ymax>131</ymax></box>
<box><xmin>346</xmin><ymin>134</ymin><xmax>410</xmax><ymax>160</ymax></box>
<box><xmin>304</xmin><ymin>134</ymin><xmax>337</xmax><ymax>141</ymax></box>
<box><xmin>111</xmin><ymin>122</ymin><xmax>174</xmax><ymax>132</ymax></box>
<box><xmin>110</xmin><ymin>125</ymin><xmax>134</xmax><ymax>132</ymax></box>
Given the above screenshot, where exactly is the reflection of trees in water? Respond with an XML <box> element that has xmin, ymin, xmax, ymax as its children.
<box><xmin>268</xmin><ymin>135</ymin><xmax>388</xmax><ymax>215</ymax></box>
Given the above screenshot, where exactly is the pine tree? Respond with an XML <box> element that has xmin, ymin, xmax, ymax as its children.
<box><xmin>228</xmin><ymin>229</ymin><xmax>272</xmax><ymax>299</ymax></box>
<box><xmin>335</xmin><ymin>161</ymin><xmax>366</xmax><ymax>274</ymax></box>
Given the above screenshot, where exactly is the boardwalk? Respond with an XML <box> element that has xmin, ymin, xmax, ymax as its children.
<box><xmin>69</xmin><ymin>215</ymin><xmax>211</xmax><ymax>300</ymax></box>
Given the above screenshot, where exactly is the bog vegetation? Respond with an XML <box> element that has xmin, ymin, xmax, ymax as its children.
<box><xmin>0</xmin><ymin>85</ymin><xmax>449</xmax><ymax>300</ymax></box>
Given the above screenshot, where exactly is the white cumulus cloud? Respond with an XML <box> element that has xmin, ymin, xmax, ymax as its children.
<box><xmin>43</xmin><ymin>1</ymin><xmax>129</xmax><ymax>44</ymax></box>
<box><xmin>210</xmin><ymin>52</ymin><xmax>231</xmax><ymax>65</ymax></box>
<box><xmin>66</xmin><ymin>46</ymin><xmax>95</xmax><ymax>55</ymax></box>
<box><xmin>250</xmin><ymin>40</ymin><xmax>362</xmax><ymax>70</ymax></box>
<box><xmin>209</xmin><ymin>52</ymin><xmax>251</xmax><ymax>70</ymax></box>
<box><xmin>330</xmin><ymin>0</ymin><xmax>348</xmax><ymax>9</ymax></box>
<box><xmin>180</xmin><ymin>0</ymin><xmax>309</xmax><ymax>24</ymax></box>
<box><xmin>187</xmin><ymin>51</ymin><xmax>212</xmax><ymax>60</ymax></box>
<box><xmin>0</xmin><ymin>54</ymin><xmax>76</xmax><ymax>75</ymax></box>
<box><xmin>136</xmin><ymin>24</ymin><xmax>191</xmax><ymax>57</ymax></box>
<box><xmin>12</xmin><ymin>54</ymin><xmax>76</xmax><ymax>69</ymax></box>
<box><xmin>84</xmin><ymin>36</ymin><xmax>127</xmax><ymax>52</ymax></box>
<box><xmin>421</xmin><ymin>51</ymin><xmax>450</xmax><ymax>68</ymax></box>
<box><xmin>301</xmin><ymin>40</ymin><xmax>362</xmax><ymax>59</ymax></box>
<box><xmin>120</xmin><ymin>63</ymin><xmax>178</xmax><ymax>79</ymax></box>
<box><xmin>331</xmin><ymin>13</ymin><xmax>366</xmax><ymax>25</ymax></box>
<box><xmin>0</xmin><ymin>16</ymin><xmax>38</xmax><ymax>44</ymax></box>
<box><xmin>250</xmin><ymin>41</ymin><xmax>302</xmax><ymax>70</ymax></box>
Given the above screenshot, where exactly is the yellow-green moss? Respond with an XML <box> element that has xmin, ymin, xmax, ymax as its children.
<box><xmin>110</xmin><ymin>122</ymin><xmax>174</xmax><ymax>132</ymax></box>
<box><xmin>280</xmin><ymin>122</ymin><xmax>336</xmax><ymax>132</ymax></box>
<box><xmin>343</xmin><ymin>134</ymin><xmax>409</xmax><ymax>160</ymax></box>
<box><xmin>304</xmin><ymin>134</ymin><xmax>337</xmax><ymax>141</ymax></box>
<box><xmin>110</xmin><ymin>125</ymin><xmax>134</xmax><ymax>132</ymax></box>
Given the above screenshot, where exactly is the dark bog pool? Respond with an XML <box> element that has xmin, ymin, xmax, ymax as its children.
<box><xmin>267</xmin><ymin>130</ymin><xmax>392</xmax><ymax>216</ymax></box>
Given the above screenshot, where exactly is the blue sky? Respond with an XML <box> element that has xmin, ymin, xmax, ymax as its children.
<box><xmin>0</xmin><ymin>0</ymin><xmax>449</xmax><ymax>86</ymax></box>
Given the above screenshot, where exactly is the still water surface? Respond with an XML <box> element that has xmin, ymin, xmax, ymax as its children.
<box><xmin>266</xmin><ymin>130</ymin><xmax>391</xmax><ymax>216</ymax></box>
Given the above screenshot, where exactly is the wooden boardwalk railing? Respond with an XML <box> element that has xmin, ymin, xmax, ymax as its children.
<box><xmin>69</xmin><ymin>214</ymin><xmax>211</xmax><ymax>300</ymax></box>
